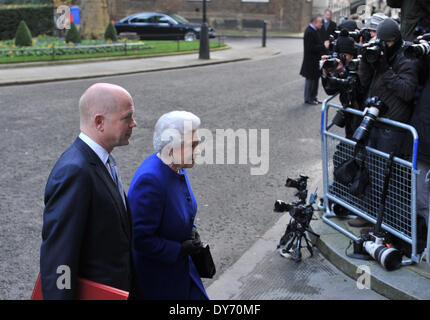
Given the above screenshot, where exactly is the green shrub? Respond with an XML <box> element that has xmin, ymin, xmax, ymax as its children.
<box><xmin>65</xmin><ymin>22</ymin><xmax>81</xmax><ymax>44</ymax></box>
<box><xmin>0</xmin><ymin>5</ymin><xmax>54</xmax><ymax>41</ymax></box>
<box><xmin>14</xmin><ymin>20</ymin><xmax>33</xmax><ymax>47</ymax></box>
<box><xmin>104</xmin><ymin>22</ymin><xmax>117</xmax><ymax>42</ymax></box>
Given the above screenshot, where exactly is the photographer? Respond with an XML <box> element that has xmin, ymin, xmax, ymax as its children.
<box><xmin>345</xmin><ymin>18</ymin><xmax>420</xmax><ymax>229</ymax></box>
<box><xmin>321</xmin><ymin>32</ymin><xmax>366</xmax><ymax>139</ymax></box>
<box><xmin>358</xmin><ymin>18</ymin><xmax>420</xmax><ymax>157</ymax></box>
<box><xmin>408</xmin><ymin>37</ymin><xmax>430</xmax><ymax>239</ymax></box>
<box><xmin>364</xmin><ymin>13</ymin><xmax>389</xmax><ymax>43</ymax></box>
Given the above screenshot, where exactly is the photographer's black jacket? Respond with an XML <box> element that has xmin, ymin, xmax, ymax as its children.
<box><xmin>410</xmin><ymin>56</ymin><xmax>430</xmax><ymax>164</ymax></box>
<box><xmin>358</xmin><ymin>43</ymin><xmax>420</xmax><ymax>123</ymax></box>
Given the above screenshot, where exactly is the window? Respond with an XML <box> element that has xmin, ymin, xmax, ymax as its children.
<box><xmin>130</xmin><ymin>14</ymin><xmax>154</xmax><ymax>23</ymax></box>
<box><xmin>156</xmin><ymin>16</ymin><xmax>176</xmax><ymax>24</ymax></box>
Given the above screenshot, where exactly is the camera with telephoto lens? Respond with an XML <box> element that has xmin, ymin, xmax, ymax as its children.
<box><xmin>404</xmin><ymin>33</ymin><xmax>430</xmax><ymax>59</ymax></box>
<box><xmin>350</xmin><ymin>233</ymin><xmax>402</xmax><ymax>271</ymax></box>
<box><xmin>322</xmin><ymin>55</ymin><xmax>342</xmax><ymax>73</ymax></box>
<box><xmin>352</xmin><ymin>96</ymin><xmax>387</xmax><ymax>143</ymax></box>
<box><xmin>361</xmin><ymin>39</ymin><xmax>386</xmax><ymax>64</ymax></box>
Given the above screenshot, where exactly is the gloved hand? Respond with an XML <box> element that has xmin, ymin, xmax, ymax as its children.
<box><xmin>180</xmin><ymin>238</ymin><xmax>202</xmax><ymax>257</ymax></box>
<box><xmin>190</xmin><ymin>226</ymin><xmax>201</xmax><ymax>243</ymax></box>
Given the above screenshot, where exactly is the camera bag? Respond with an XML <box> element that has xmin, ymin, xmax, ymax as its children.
<box><xmin>334</xmin><ymin>143</ymin><xmax>370</xmax><ymax>197</ymax></box>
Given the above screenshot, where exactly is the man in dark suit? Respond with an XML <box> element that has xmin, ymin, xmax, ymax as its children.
<box><xmin>300</xmin><ymin>15</ymin><xmax>330</xmax><ymax>105</ymax></box>
<box><xmin>319</xmin><ymin>9</ymin><xmax>337</xmax><ymax>42</ymax></box>
<box><xmin>40</xmin><ymin>83</ymin><xmax>138</xmax><ymax>299</ymax></box>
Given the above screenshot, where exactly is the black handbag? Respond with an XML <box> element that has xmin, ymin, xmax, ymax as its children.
<box><xmin>191</xmin><ymin>244</ymin><xmax>216</xmax><ymax>279</ymax></box>
<box><xmin>333</xmin><ymin>144</ymin><xmax>370</xmax><ymax>197</ymax></box>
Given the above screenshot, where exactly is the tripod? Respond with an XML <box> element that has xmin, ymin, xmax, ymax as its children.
<box><xmin>278</xmin><ymin>219</ymin><xmax>320</xmax><ymax>262</ymax></box>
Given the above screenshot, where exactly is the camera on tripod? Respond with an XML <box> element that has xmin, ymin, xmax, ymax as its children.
<box><xmin>274</xmin><ymin>176</ymin><xmax>312</xmax><ymax>225</ymax></box>
<box><xmin>352</xmin><ymin>96</ymin><xmax>387</xmax><ymax>143</ymax></box>
<box><xmin>274</xmin><ymin>175</ymin><xmax>320</xmax><ymax>262</ymax></box>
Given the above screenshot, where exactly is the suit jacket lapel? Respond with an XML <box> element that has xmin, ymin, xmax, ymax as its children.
<box><xmin>73</xmin><ymin>138</ymin><xmax>131</xmax><ymax>241</ymax></box>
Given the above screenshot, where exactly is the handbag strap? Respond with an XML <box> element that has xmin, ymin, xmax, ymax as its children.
<box><xmin>374</xmin><ymin>152</ymin><xmax>395</xmax><ymax>236</ymax></box>
<box><xmin>353</xmin><ymin>142</ymin><xmax>367</xmax><ymax>168</ymax></box>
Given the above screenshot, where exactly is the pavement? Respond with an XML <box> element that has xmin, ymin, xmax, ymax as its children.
<box><xmin>0</xmin><ymin>41</ymin><xmax>280</xmax><ymax>86</ymax></box>
<box><xmin>206</xmin><ymin>211</ymin><xmax>386</xmax><ymax>300</ymax></box>
<box><xmin>2</xmin><ymin>38</ymin><xmax>429</xmax><ymax>300</ymax></box>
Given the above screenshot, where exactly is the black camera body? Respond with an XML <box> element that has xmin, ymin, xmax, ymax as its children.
<box><xmin>323</xmin><ymin>53</ymin><xmax>359</xmax><ymax>74</ymax></box>
<box><xmin>333</xmin><ymin>29</ymin><xmax>372</xmax><ymax>44</ymax></box>
<box><xmin>322</xmin><ymin>55</ymin><xmax>342</xmax><ymax>73</ymax></box>
<box><xmin>361</xmin><ymin>39</ymin><xmax>386</xmax><ymax>64</ymax></box>
<box><xmin>274</xmin><ymin>199</ymin><xmax>314</xmax><ymax>227</ymax></box>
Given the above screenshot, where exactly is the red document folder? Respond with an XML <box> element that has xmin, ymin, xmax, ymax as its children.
<box><xmin>31</xmin><ymin>273</ymin><xmax>129</xmax><ymax>300</ymax></box>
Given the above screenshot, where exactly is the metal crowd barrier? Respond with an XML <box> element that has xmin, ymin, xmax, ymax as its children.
<box><xmin>427</xmin><ymin>211</ymin><xmax>430</xmax><ymax>266</ymax></box>
<box><xmin>320</xmin><ymin>94</ymin><xmax>422</xmax><ymax>264</ymax></box>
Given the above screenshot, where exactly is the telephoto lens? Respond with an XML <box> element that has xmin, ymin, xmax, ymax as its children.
<box><xmin>363</xmin><ymin>237</ymin><xmax>402</xmax><ymax>271</ymax></box>
<box><xmin>352</xmin><ymin>97</ymin><xmax>386</xmax><ymax>143</ymax></box>
<box><xmin>404</xmin><ymin>42</ymin><xmax>430</xmax><ymax>59</ymax></box>
<box><xmin>352</xmin><ymin>107</ymin><xmax>380</xmax><ymax>142</ymax></box>
<box><xmin>332</xmin><ymin>110</ymin><xmax>346</xmax><ymax>128</ymax></box>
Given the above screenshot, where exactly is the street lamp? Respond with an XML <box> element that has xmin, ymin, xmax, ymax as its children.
<box><xmin>199</xmin><ymin>0</ymin><xmax>210</xmax><ymax>59</ymax></box>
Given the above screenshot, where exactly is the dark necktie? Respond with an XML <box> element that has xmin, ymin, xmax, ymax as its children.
<box><xmin>107</xmin><ymin>154</ymin><xmax>126</xmax><ymax>209</ymax></box>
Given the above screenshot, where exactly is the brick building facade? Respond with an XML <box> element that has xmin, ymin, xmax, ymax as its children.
<box><xmin>107</xmin><ymin>0</ymin><xmax>313</xmax><ymax>33</ymax></box>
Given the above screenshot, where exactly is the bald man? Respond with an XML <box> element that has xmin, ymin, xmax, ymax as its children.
<box><xmin>40</xmin><ymin>83</ymin><xmax>138</xmax><ymax>299</ymax></box>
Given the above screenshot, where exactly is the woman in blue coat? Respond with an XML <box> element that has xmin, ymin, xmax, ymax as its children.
<box><xmin>128</xmin><ymin>111</ymin><xmax>209</xmax><ymax>300</ymax></box>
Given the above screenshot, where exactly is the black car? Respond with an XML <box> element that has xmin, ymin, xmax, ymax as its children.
<box><xmin>113</xmin><ymin>12</ymin><xmax>216</xmax><ymax>41</ymax></box>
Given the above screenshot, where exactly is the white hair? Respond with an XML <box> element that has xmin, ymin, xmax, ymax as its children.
<box><xmin>153</xmin><ymin>111</ymin><xmax>201</xmax><ymax>153</ymax></box>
